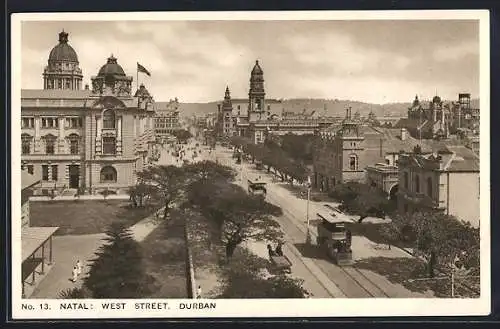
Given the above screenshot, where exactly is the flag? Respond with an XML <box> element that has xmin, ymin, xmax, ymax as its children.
<box><xmin>137</xmin><ymin>62</ymin><xmax>151</xmax><ymax>76</ymax></box>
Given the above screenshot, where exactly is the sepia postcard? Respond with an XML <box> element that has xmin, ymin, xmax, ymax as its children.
<box><xmin>10</xmin><ymin>10</ymin><xmax>490</xmax><ymax>319</ymax></box>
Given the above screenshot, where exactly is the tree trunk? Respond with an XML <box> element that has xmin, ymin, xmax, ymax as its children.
<box><xmin>225</xmin><ymin>242</ymin><xmax>238</xmax><ymax>260</ymax></box>
<box><xmin>429</xmin><ymin>251</ymin><xmax>436</xmax><ymax>278</ymax></box>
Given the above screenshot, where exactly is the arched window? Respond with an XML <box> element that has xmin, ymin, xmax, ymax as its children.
<box><xmin>21</xmin><ymin>133</ymin><xmax>32</xmax><ymax>155</ymax></box>
<box><xmin>348</xmin><ymin>154</ymin><xmax>358</xmax><ymax>170</ymax></box>
<box><xmin>100</xmin><ymin>166</ymin><xmax>117</xmax><ymax>183</ymax></box>
<box><xmin>103</xmin><ymin>110</ymin><xmax>116</xmax><ymax>129</ymax></box>
<box><xmin>102</xmin><ymin>136</ymin><xmax>116</xmax><ymax>154</ymax></box>
<box><xmin>44</xmin><ymin>134</ymin><xmax>57</xmax><ymax>154</ymax></box>
<box><xmin>427</xmin><ymin>177</ymin><xmax>433</xmax><ymax>198</ymax></box>
<box><xmin>403</xmin><ymin>172</ymin><xmax>409</xmax><ymax>189</ymax></box>
<box><xmin>67</xmin><ymin>133</ymin><xmax>80</xmax><ymax>155</ymax></box>
<box><xmin>414</xmin><ymin>174</ymin><xmax>420</xmax><ymax>193</ymax></box>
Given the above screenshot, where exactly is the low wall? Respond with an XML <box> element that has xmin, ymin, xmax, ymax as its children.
<box><xmin>183</xmin><ymin>219</ymin><xmax>196</xmax><ymax>299</ymax></box>
<box><xmin>30</xmin><ymin>194</ymin><xmax>130</xmax><ymax>201</ymax></box>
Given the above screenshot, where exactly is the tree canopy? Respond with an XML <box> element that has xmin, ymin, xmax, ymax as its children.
<box><xmin>136</xmin><ymin>165</ymin><xmax>187</xmax><ymax>220</ymax></box>
<box><xmin>219</xmin><ymin>248</ymin><xmax>306</xmax><ymax>298</ymax></box>
<box><xmin>172</xmin><ymin>129</ymin><xmax>193</xmax><ymax>143</ymax></box>
<box><xmin>380</xmin><ymin>210</ymin><xmax>480</xmax><ymax>277</ymax></box>
<box><xmin>329</xmin><ymin>182</ymin><xmax>391</xmax><ymax>222</ymax></box>
<box><xmin>85</xmin><ymin>221</ymin><xmax>152</xmax><ymax>298</ymax></box>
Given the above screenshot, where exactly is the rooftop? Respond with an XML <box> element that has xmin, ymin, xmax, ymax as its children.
<box><xmin>21</xmin><ymin>89</ymin><xmax>92</xmax><ymax>99</ymax></box>
<box><xmin>374</xmin><ymin>127</ymin><xmax>432</xmax><ymax>154</ymax></box>
<box><xmin>22</xmin><ymin>170</ymin><xmax>41</xmax><ymax>190</ymax></box>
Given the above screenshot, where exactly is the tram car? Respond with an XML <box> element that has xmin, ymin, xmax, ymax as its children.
<box><xmin>316</xmin><ymin>211</ymin><xmax>353</xmax><ymax>266</ymax></box>
<box><xmin>247</xmin><ymin>179</ymin><xmax>267</xmax><ymax>198</ymax></box>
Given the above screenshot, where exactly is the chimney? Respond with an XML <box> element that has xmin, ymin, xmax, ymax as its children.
<box><xmin>85</xmin><ymin>84</ymin><xmax>89</xmax><ymax>90</ymax></box>
<box><xmin>401</xmin><ymin>128</ymin><xmax>408</xmax><ymax>141</ymax></box>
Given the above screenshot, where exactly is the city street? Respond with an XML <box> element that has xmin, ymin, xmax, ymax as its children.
<box><xmin>202</xmin><ymin>141</ymin><xmax>432</xmax><ymax>298</ymax></box>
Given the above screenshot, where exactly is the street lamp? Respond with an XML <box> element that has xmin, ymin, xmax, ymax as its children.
<box><xmin>305</xmin><ymin>176</ymin><xmax>313</xmax><ymax>245</ymax></box>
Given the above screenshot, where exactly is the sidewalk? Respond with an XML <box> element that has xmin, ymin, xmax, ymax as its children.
<box><xmin>30</xmin><ymin>204</ymin><xmax>164</xmax><ymax>298</ymax></box>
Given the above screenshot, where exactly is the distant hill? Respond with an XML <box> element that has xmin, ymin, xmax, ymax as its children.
<box><xmin>176</xmin><ymin>98</ymin><xmax>480</xmax><ymax>118</ymax></box>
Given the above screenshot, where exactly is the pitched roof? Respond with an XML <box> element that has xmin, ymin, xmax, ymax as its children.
<box><xmin>374</xmin><ymin>127</ymin><xmax>432</xmax><ymax>154</ymax></box>
<box><xmin>442</xmin><ymin>145</ymin><xmax>480</xmax><ymax>171</ymax></box>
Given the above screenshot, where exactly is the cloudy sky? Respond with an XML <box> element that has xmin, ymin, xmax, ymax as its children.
<box><xmin>20</xmin><ymin>19</ymin><xmax>479</xmax><ymax>104</ymax></box>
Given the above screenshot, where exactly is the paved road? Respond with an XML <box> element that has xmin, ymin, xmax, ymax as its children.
<box><xmin>209</xmin><ymin>143</ymin><xmax>431</xmax><ymax>298</ymax></box>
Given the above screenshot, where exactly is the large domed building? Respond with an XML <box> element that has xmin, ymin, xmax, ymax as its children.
<box><xmin>21</xmin><ymin>30</ymin><xmax>156</xmax><ymax>197</ymax></box>
<box><xmin>43</xmin><ymin>31</ymin><xmax>83</xmax><ymax>90</ymax></box>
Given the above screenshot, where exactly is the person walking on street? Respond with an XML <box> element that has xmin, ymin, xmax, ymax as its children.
<box><xmin>72</xmin><ymin>266</ymin><xmax>78</xmax><ymax>283</ymax></box>
<box><xmin>275</xmin><ymin>242</ymin><xmax>284</xmax><ymax>256</ymax></box>
<box><xmin>197</xmin><ymin>285</ymin><xmax>202</xmax><ymax>299</ymax></box>
<box><xmin>76</xmin><ymin>260</ymin><xmax>82</xmax><ymax>275</ymax></box>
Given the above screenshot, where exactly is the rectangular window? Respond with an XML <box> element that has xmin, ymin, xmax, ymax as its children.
<box><xmin>22</xmin><ymin>117</ymin><xmax>34</xmax><ymax>128</ymax></box>
<box><xmin>42</xmin><ymin>165</ymin><xmax>49</xmax><ymax>181</ymax></box>
<box><xmin>27</xmin><ymin>165</ymin><xmax>34</xmax><ymax>174</ymax></box>
<box><xmin>42</xmin><ymin>117</ymin><xmax>59</xmax><ymax>128</ymax></box>
<box><xmin>102</xmin><ymin>137</ymin><xmax>116</xmax><ymax>154</ymax></box>
<box><xmin>51</xmin><ymin>165</ymin><xmax>58</xmax><ymax>181</ymax></box>
<box><xmin>46</xmin><ymin>139</ymin><xmax>55</xmax><ymax>154</ymax></box>
<box><xmin>22</xmin><ymin>138</ymin><xmax>31</xmax><ymax>155</ymax></box>
<box><xmin>70</xmin><ymin>139</ymin><xmax>79</xmax><ymax>154</ymax></box>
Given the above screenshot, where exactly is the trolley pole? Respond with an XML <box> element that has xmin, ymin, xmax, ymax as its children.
<box><xmin>306</xmin><ymin>176</ymin><xmax>313</xmax><ymax>245</ymax></box>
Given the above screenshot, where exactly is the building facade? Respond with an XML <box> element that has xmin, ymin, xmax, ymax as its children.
<box><xmin>397</xmin><ymin>145</ymin><xmax>480</xmax><ymax>227</ymax></box>
<box><xmin>396</xmin><ymin>93</ymin><xmax>480</xmax><ymax>141</ymax></box>
<box><xmin>217</xmin><ymin>60</ymin><xmax>339</xmax><ymax>143</ymax></box>
<box><xmin>313</xmin><ymin>108</ymin><xmax>430</xmax><ymax>192</ymax></box>
<box><xmin>154</xmin><ymin>98</ymin><xmax>181</xmax><ymax>142</ymax></box>
<box><xmin>21</xmin><ymin>31</ymin><xmax>156</xmax><ymax>195</ymax></box>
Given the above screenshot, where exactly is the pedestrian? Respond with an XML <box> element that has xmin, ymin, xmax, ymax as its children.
<box><xmin>72</xmin><ymin>266</ymin><xmax>78</xmax><ymax>282</ymax></box>
<box><xmin>267</xmin><ymin>244</ymin><xmax>276</xmax><ymax>258</ymax></box>
<box><xmin>76</xmin><ymin>260</ymin><xmax>82</xmax><ymax>275</ymax></box>
<box><xmin>197</xmin><ymin>285</ymin><xmax>202</xmax><ymax>299</ymax></box>
<box><xmin>275</xmin><ymin>242</ymin><xmax>284</xmax><ymax>256</ymax></box>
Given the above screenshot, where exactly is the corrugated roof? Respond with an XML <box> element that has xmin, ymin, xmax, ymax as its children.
<box><xmin>22</xmin><ymin>89</ymin><xmax>92</xmax><ymax>99</ymax></box>
<box><xmin>22</xmin><ymin>170</ymin><xmax>41</xmax><ymax>190</ymax></box>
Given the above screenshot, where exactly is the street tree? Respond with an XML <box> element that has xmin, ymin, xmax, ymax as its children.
<box><xmin>184</xmin><ymin>160</ymin><xmax>235</xmax><ymax>184</ymax></box>
<box><xmin>219</xmin><ymin>247</ymin><xmax>306</xmax><ymax>298</ymax></box>
<box><xmin>172</xmin><ymin>129</ymin><xmax>193</xmax><ymax>143</ymax></box>
<box><xmin>85</xmin><ymin>221</ymin><xmax>152</xmax><ymax>298</ymax></box>
<box><xmin>391</xmin><ymin>210</ymin><xmax>480</xmax><ymax>278</ymax></box>
<box><xmin>191</xmin><ymin>182</ymin><xmax>283</xmax><ymax>260</ymax></box>
<box><xmin>280</xmin><ymin>133</ymin><xmax>315</xmax><ymax>164</ymax></box>
<box><xmin>136</xmin><ymin>165</ymin><xmax>187</xmax><ymax>220</ymax></box>
<box><xmin>128</xmin><ymin>182</ymin><xmax>154</xmax><ymax>208</ymax></box>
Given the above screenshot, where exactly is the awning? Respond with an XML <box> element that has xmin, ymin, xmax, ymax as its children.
<box><xmin>22</xmin><ymin>227</ymin><xmax>59</xmax><ymax>262</ymax></box>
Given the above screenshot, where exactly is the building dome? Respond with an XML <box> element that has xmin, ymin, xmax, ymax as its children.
<box><xmin>48</xmin><ymin>31</ymin><xmax>79</xmax><ymax>63</ymax></box>
<box><xmin>98</xmin><ymin>55</ymin><xmax>126</xmax><ymax>77</ymax></box>
<box><xmin>432</xmin><ymin>95</ymin><xmax>442</xmax><ymax>103</ymax></box>
<box><xmin>251</xmin><ymin>60</ymin><xmax>263</xmax><ymax>75</ymax></box>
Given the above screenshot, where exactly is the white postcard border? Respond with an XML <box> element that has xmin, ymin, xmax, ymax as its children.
<box><xmin>10</xmin><ymin>10</ymin><xmax>491</xmax><ymax>319</ymax></box>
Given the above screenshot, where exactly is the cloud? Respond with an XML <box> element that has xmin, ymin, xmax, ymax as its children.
<box><xmin>433</xmin><ymin>41</ymin><xmax>479</xmax><ymax>62</ymax></box>
<box><xmin>19</xmin><ymin>20</ymin><xmax>480</xmax><ymax>103</ymax></box>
